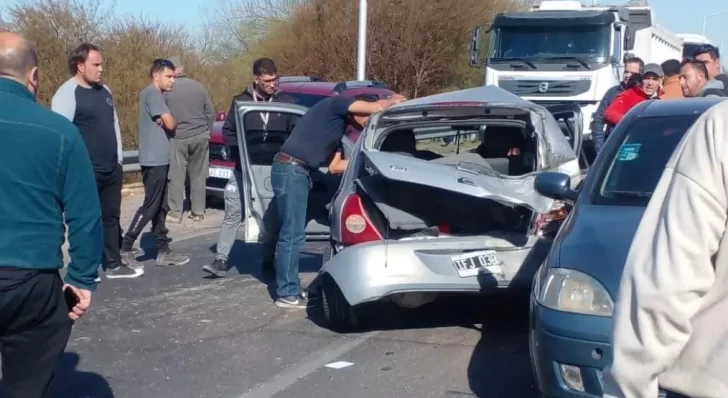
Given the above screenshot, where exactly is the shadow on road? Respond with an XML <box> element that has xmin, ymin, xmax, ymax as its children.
<box><xmin>306</xmin><ymin>292</ymin><xmax>536</xmax><ymax>398</ymax></box>
<box><xmin>0</xmin><ymin>352</ymin><xmax>113</xmax><ymax>397</ymax></box>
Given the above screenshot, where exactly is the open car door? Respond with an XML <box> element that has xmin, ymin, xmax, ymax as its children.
<box><xmin>234</xmin><ymin>102</ymin><xmax>355</xmax><ymax>243</ymax></box>
<box><xmin>543</xmin><ymin>103</ymin><xmax>586</xmax><ymax>171</ymax></box>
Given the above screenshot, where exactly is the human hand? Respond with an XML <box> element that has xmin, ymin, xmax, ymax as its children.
<box><xmin>63</xmin><ymin>284</ymin><xmax>92</xmax><ymax>321</ymax></box>
<box><xmin>388</xmin><ymin>93</ymin><xmax>407</xmax><ymax>105</ymax></box>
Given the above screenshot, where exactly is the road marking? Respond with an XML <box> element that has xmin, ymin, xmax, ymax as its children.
<box><xmin>237</xmin><ymin>331</ymin><xmax>379</xmax><ymax>398</ymax></box>
<box><xmin>324</xmin><ymin>361</ymin><xmax>354</xmax><ymax>369</ymax></box>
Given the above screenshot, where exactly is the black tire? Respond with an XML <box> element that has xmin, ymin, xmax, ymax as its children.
<box><xmin>321</xmin><ymin>273</ymin><xmax>361</xmax><ymax>332</ymax></box>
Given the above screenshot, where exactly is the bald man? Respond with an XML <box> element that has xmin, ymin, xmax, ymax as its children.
<box><xmin>0</xmin><ymin>32</ymin><xmax>102</xmax><ymax>398</ymax></box>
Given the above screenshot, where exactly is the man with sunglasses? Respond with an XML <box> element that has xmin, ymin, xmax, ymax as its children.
<box><xmin>203</xmin><ymin>58</ymin><xmax>295</xmax><ymax>279</ymax></box>
<box><xmin>693</xmin><ymin>44</ymin><xmax>728</xmax><ymax>96</ymax></box>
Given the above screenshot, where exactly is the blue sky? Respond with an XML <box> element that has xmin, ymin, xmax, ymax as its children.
<box><xmin>96</xmin><ymin>0</ymin><xmax>727</xmax><ymax>48</ymax></box>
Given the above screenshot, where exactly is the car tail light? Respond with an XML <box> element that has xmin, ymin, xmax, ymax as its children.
<box><xmin>341</xmin><ymin>193</ymin><xmax>383</xmax><ymax>245</ymax></box>
<box><xmin>437</xmin><ymin>222</ymin><xmax>451</xmax><ymax>234</ymax></box>
<box><xmin>535</xmin><ymin>200</ymin><xmax>569</xmax><ymax>237</ymax></box>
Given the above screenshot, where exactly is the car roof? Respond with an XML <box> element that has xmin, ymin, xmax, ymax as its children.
<box><xmin>636</xmin><ymin>98</ymin><xmax>726</xmax><ymax>118</ymax></box>
<box><xmin>278</xmin><ymin>81</ymin><xmax>394</xmax><ymax>97</ymax></box>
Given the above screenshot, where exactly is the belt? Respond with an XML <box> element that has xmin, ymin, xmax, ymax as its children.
<box><xmin>274</xmin><ymin>152</ymin><xmax>310</xmax><ymax>170</ymax></box>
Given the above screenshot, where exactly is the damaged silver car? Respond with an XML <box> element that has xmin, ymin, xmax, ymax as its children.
<box><xmin>317</xmin><ymin>86</ymin><xmax>584</xmax><ymax>330</ymax></box>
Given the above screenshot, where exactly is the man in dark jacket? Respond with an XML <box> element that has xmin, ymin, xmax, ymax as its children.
<box><xmin>203</xmin><ymin>58</ymin><xmax>295</xmax><ymax>278</ymax></box>
<box><xmin>590</xmin><ymin>56</ymin><xmax>644</xmax><ymax>153</ymax></box>
<box><xmin>0</xmin><ymin>32</ymin><xmax>102</xmax><ymax>398</ymax></box>
<box><xmin>693</xmin><ymin>44</ymin><xmax>728</xmax><ymax>96</ymax></box>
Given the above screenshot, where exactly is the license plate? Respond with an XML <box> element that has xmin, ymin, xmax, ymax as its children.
<box><xmin>451</xmin><ymin>250</ymin><xmax>502</xmax><ymax>278</ymax></box>
<box><xmin>209</xmin><ymin>166</ymin><xmax>232</xmax><ymax>179</ymax></box>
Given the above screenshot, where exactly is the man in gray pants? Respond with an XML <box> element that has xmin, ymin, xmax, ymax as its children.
<box><xmin>164</xmin><ymin>55</ymin><xmax>215</xmax><ymax>222</ymax></box>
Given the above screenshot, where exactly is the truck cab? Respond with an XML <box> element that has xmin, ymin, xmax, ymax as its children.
<box><xmin>470</xmin><ymin>0</ymin><xmax>682</xmax><ymax>150</ymax></box>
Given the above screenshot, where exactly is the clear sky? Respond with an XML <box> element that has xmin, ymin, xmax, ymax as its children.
<box><xmin>100</xmin><ymin>0</ymin><xmax>728</xmax><ymax>48</ymax></box>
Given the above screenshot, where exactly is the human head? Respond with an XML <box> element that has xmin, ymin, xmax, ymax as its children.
<box><xmin>348</xmin><ymin>94</ymin><xmax>378</xmax><ymax>128</ymax></box>
<box><xmin>640</xmin><ymin>63</ymin><xmax>663</xmax><ymax>96</ymax></box>
<box><xmin>168</xmin><ymin>55</ymin><xmax>184</xmax><ymax>76</ymax></box>
<box><xmin>693</xmin><ymin>44</ymin><xmax>721</xmax><ymax>79</ymax></box>
<box><xmin>661</xmin><ymin>59</ymin><xmax>681</xmax><ymax>78</ymax></box>
<box><xmin>149</xmin><ymin>58</ymin><xmax>176</xmax><ymax>92</ymax></box>
<box><xmin>623</xmin><ymin>56</ymin><xmax>644</xmax><ymax>84</ymax></box>
<box><xmin>68</xmin><ymin>43</ymin><xmax>103</xmax><ymax>85</ymax></box>
<box><xmin>0</xmin><ymin>32</ymin><xmax>39</xmax><ymax>97</ymax></box>
<box><xmin>679</xmin><ymin>59</ymin><xmax>710</xmax><ymax>97</ymax></box>
<box><xmin>252</xmin><ymin>57</ymin><xmax>279</xmax><ymax>97</ymax></box>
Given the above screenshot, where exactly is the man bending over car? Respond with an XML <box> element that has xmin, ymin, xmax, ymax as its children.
<box><xmin>269</xmin><ymin>92</ymin><xmax>406</xmax><ymax>308</ymax></box>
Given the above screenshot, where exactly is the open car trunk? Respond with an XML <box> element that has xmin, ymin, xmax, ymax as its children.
<box><xmin>354</xmin><ymin>151</ymin><xmax>554</xmax><ymax>242</ymax></box>
<box><xmin>356</xmin><ymin>173</ymin><xmax>534</xmax><ymax>241</ymax></box>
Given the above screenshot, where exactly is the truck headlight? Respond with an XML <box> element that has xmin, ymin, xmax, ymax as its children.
<box><xmin>535</xmin><ymin>268</ymin><xmax>614</xmax><ymax>317</ymax></box>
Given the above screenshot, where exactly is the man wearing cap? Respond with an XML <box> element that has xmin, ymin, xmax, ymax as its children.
<box><xmin>604</xmin><ymin>63</ymin><xmax>665</xmax><ymax>127</ymax></box>
<box><xmin>163</xmin><ymin>55</ymin><xmax>216</xmax><ymax>223</ymax></box>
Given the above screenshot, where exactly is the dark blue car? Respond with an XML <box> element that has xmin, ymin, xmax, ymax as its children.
<box><xmin>528</xmin><ymin>97</ymin><xmax>727</xmax><ymax>398</ymax></box>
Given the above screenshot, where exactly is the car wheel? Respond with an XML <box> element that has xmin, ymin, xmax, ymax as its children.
<box><xmin>321</xmin><ymin>273</ymin><xmax>361</xmax><ymax>332</ymax></box>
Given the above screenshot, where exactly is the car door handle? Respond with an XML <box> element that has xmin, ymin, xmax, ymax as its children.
<box><xmin>458</xmin><ymin>177</ymin><xmax>476</xmax><ymax>186</ymax></box>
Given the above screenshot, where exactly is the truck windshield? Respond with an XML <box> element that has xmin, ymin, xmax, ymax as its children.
<box><xmin>490</xmin><ymin>25</ymin><xmax>610</xmax><ymax>61</ymax></box>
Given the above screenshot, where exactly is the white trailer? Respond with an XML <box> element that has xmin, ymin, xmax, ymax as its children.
<box><xmin>469</xmin><ymin>0</ymin><xmax>683</xmax><ymax>151</ymax></box>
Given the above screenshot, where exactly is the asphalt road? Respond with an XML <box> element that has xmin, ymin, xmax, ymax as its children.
<box><xmin>5</xmin><ymin>232</ymin><xmax>538</xmax><ymax>398</ymax></box>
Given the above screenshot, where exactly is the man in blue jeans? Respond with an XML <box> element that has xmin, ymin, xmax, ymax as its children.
<box><xmin>271</xmin><ymin>93</ymin><xmax>406</xmax><ymax>308</ymax></box>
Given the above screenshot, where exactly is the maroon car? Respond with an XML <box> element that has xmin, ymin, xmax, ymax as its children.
<box><xmin>206</xmin><ymin>78</ymin><xmax>395</xmax><ymax>198</ymax></box>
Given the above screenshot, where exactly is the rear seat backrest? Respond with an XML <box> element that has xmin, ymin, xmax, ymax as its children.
<box><xmin>380</xmin><ymin>129</ymin><xmax>417</xmax><ymax>155</ymax></box>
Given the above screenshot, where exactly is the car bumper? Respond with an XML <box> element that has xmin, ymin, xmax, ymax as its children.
<box><xmin>321</xmin><ymin>236</ymin><xmax>552</xmax><ymax>306</ymax></box>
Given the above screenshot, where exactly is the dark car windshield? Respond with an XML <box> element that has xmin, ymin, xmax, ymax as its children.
<box><xmin>286</xmin><ymin>92</ymin><xmax>328</xmax><ymax>108</ymax></box>
<box><xmin>491</xmin><ymin>25</ymin><xmax>610</xmax><ymax>60</ymax></box>
<box><xmin>594</xmin><ymin>115</ymin><xmax>699</xmax><ymax>206</ymax></box>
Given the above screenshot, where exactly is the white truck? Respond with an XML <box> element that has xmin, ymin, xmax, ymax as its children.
<box><xmin>677</xmin><ymin>33</ymin><xmax>713</xmax><ymax>58</ymax></box>
<box><xmin>469</xmin><ymin>0</ymin><xmax>683</xmax><ymax>156</ymax></box>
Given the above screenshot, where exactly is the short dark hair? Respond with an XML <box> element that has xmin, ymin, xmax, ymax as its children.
<box><xmin>694</xmin><ymin>44</ymin><xmax>720</xmax><ymax>61</ymax></box>
<box><xmin>625</xmin><ymin>56</ymin><xmax>645</xmax><ymax>72</ymax></box>
<box><xmin>67</xmin><ymin>43</ymin><xmax>101</xmax><ymax>76</ymax></box>
<box><xmin>661</xmin><ymin>59</ymin><xmax>681</xmax><ymax>77</ymax></box>
<box><xmin>149</xmin><ymin>58</ymin><xmax>176</xmax><ymax>78</ymax></box>
<box><xmin>252</xmin><ymin>58</ymin><xmax>277</xmax><ymax>76</ymax></box>
<box><xmin>681</xmin><ymin>58</ymin><xmax>709</xmax><ymax>79</ymax></box>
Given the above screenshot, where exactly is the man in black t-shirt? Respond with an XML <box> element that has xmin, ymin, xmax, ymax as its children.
<box><xmin>271</xmin><ymin>92</ymin><xmax>406</xmax><ymax>308</ymax></box>
<box><xmin>51</xmin><ymin>43</ymin><xmax>132</xmax><ymax>279</ymax></box>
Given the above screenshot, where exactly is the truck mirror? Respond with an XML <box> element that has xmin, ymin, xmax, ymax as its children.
<box><xmin>469</xmin><ymin>26</ymin><xmax>481</xmax><ymax>68</ymax></box>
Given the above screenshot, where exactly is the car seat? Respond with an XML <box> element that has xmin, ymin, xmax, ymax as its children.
<box><xmin>476</xmin><ymin>126</ymin><xmax>530</xmax><ymax>175</ymax></box>
<box><xmin>380</xmin><ymin>129</ymin><xmax>417</xmax><ymax>156</ymax></box>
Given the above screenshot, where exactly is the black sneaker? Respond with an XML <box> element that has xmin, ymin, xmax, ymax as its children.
<box><xmin>105</xmin><ymin>265</ymin><xmax>143</xmax><ymax>279</ymax></box>
<box><xmin>156</xmin><ymin>250</ymin><xmax>190</xmax><ymax>267</ymax></box>
<box><xmin>275</xmin><ymin>296</ymin><xmax>308</xmax><ymax>309</ymax></box>
<box><xmin>202</xmin><ymin>259</ymin><xmax>228</xmax><ymax>278</ymax></box>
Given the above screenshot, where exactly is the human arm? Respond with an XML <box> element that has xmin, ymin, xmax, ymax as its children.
<box><xmin>603</xmin><ymin>91</ymin><xmax>629</xmax><ymax>126</ymax></box>
<box><xmin>327</xmin><ymin>150</ymin><xmax>348</xmax><ymax>175</ymax></box>
<box><xmin>602</xmin><ymin>105</ymin><xmax>727</xmax><ymax>398</ymax></box>
<box><xmin>62</xmin><ymin>132</ymin><xmax>103</xmax><ymax>294</ymax></box>
<box><xmin>221</xmin><ymin>98</ymin><xmax>238</xmax><ymax>148</ymax></box>
<box><xmin>51</xmin><ymin>80</ymin><xmax>77</xmax><ymax>122</ymax></box>
<box><xmin>203</xmin><ymin>88</ymin><xmax>215</xmax><ymax>132</ymax></box>
<box><xmin>347</xmin><ymin>94</ymin><xmax>407</xmax><ymax>115</ymax></box>
<box><xmin>105</xmin><ymin>85</ymin><xmax>124</xmax><ymax>165</ymax></box>
<box><xmin>591</xmin><ymin>88</ymin><xmax>616</xmax><ymax>152</ymax></box>
<box><xmin>147</xmin><ymin>89</ymin><xmax>176</xmax><ymax>132</ymax></box>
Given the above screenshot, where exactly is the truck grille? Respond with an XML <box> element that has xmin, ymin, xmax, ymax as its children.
<box><xmin>498</xmin><ymin>79</ymin><xmax>591</xmax><ymax>97</ymax></box>
<box><xmin>209</xmin><ymin>143</ymin><xmax>229</xmax><ymax>161</ymax></box>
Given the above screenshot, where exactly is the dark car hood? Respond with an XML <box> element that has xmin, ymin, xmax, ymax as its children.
<box><xmin>556</xmin><ymin>204</ymin><xmax>646</xmax><ymax>297</ymax></box>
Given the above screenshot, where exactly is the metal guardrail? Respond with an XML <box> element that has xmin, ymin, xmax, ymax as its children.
<box><xmin>122</xmin><ymin>150</ymin><xmax>140</xmax><ymax>173</ymax></box>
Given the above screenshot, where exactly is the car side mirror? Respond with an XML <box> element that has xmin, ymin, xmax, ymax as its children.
<box><xmin>469</xmin><ymin>26</ymin><xmax>481</xmax><ymax>68</ymax></box>
<box><xmin>535</xmin><ymin>172</ymin><xmax>578</xmax><ymax>203</ymax></box>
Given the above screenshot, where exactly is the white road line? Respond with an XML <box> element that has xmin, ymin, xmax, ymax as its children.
<box><xmin>237</xmin><ymin>331</ymin><xmax>379</xmax><ymax>398</ymax></box>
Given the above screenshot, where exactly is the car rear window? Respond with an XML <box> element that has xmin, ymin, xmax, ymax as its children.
<box><xmin>594</xmin><ymin>115</ymin><xmax>698</xmax><ymax>206</ymax></box>
<box><xmin>286</xmin><ymin>93</ymin><xmax>328</xmax><ymax>108</ymax></box>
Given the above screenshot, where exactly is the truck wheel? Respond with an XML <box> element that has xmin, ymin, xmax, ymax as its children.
<box><xmin>321</xmin><ymin>273</ymin><xmax>360</xmax><ymax>332</ymax></box>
